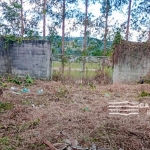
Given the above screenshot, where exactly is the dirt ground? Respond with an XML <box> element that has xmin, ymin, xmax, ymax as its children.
<box><xmin>0</xmin><ymin>80</ymin><xmax>150</xmax><ymax>150</ymax></box>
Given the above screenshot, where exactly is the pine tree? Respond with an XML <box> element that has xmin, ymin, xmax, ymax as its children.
<box><xmin>100</xmin><ymin>0</ymin><xmax>112</xmax><ymax>55</ymax></box>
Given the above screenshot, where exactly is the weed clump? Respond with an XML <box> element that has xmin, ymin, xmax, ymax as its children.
<box><xmin>138</xmin><ymin>91</ymin><xmax>150</xmax><ymax>97</ymax></box>
<box><xmin>0</xmin><ymin>74</ymin><xmax>34</xmax><ymax>87</ymax></box>
<box><xmin>94</xmin><ymin>69</ymin><xmax>112</xmax><ymax>85</ymax></box>
<box><xmin>0</xmin><ymin>102</ymin><xmax>13</xmax><ymax>112</ymax></box>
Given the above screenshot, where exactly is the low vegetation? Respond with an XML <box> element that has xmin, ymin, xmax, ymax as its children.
<box><xmin>0</xmin><ymin>75</ymin><xmax>150</xmax><ymax>150</ymax></box>
<box><xmin>52</xmin><ymin>61</ymin><xmax>112</xmax><ymax>85</ymax></box>
<box><xmin>138</xmin><ymin>91</ymin><xmax>150</xmax><ymax>97</ymax></box>
<box><xmin>0</xmin><ymin>102</ymin><xmax>13</xmax><ymax>112</ymax></box>
<box><xmin>0</xmin><ymin>74</ymin><xmax>34</xmax><ymax>87</ymax></box>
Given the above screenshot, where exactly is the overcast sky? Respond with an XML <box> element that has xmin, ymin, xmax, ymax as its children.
<box><xmin>1</xmin><ymin>0</ymin><xmax>147</xmax><ymax>42</ymax></box>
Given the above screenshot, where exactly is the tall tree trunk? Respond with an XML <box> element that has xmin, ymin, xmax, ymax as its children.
<box><xmin>82</xmin><ymin>0</ymin><xmax>88</xmax><ymax>80</ymax></box>
<box><xmin>20</xmin><ymin>0</ymin><xmax>24</xmax><ymax>37</ymax></box>
<box><xmin>43</xmin><ymin>0</ymin><xmax>46</xmax><ymax>40</ymax></box>
<box><xmin>61</xmin><ymin>0</ymin><xmax>65</xmax><ymax>74</ymax></box>
<box><xmin>103</xmin><ymin>0</ymin><xmax>109</xmax><ymax>55</ymax></box>
<box><xmin>126</xmin><ymin>0</ymin><xmax>132</xmax><ymax>41</ymax></box>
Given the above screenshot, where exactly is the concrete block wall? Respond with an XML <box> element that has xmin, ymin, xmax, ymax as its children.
<box><xmin>0</xmin><ymin>40</ymin><xmax>52</xmax><ymax>79</ymax></box>
<box><xmin>113</xmin><ymin>55</ymin><xmax>150</xmax><ymax>83</ymax></box>
<box><xmin>0</xmin><ymin>40</ymin><xmax>7</xmax><ymax>74</ymax></box>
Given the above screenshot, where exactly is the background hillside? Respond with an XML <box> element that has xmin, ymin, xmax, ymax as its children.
<box><xmin>47</xmin><ymin>36</ymin><xmax>113</xmax><ymax>56</ymax></box>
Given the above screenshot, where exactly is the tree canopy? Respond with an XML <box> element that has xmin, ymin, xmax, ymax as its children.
<box><xmin>0</xmin><ymin>0</ymin><xmax>149</xmax><ymax>56</ymax></box>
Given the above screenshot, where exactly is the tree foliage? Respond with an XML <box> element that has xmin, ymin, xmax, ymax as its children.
<box><xmin>131</xmin><ymin>0</ymin><xmax>150</xmax><ymax>41</ymax></box>
<box><xmin>0</xmin><ymin>0</ymin><xmax>149</xmax><ymax>57</ymax></box>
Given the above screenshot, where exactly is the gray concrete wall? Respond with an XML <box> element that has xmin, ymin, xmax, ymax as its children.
<box><xmin>0</xmin><ymin>40</ymin><xmax>52</xmax><ymax>79</ymax></box>
<box><xmin>0</xmin><ymin>40</ymin><xmax>7</xmax><ymax>74</ymax></box>
<box><xmin>113</xmin><ymin>55</ymin><xmax>150</xmax><ymax>83</ymax></box>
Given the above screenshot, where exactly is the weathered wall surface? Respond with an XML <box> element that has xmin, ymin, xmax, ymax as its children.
<box><xmin>113</xmin><ymin>40</ymin><xmax>150</xmax><ymax>83</ymax></box>
<box><xmin>0</xmin><ymin>40</ymin><xmax>52</xmax><ymax>79</ymax></box>
<box><xmin>113</xmin><ymin>57</ymin><xmax>150</xmax><ymax>83</ymax></box>
<box><xmin>0</xmin><ymin>40</ymin><xmax>7</xmax><ymax>74</ymax></box>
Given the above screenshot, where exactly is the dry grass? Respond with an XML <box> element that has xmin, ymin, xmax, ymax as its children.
<box><xmin>0</xmin><ymin>80</ymin><xmax>150</xmax><ymax>150</ymax></box>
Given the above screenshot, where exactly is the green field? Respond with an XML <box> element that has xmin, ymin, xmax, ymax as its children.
<box><xmin>52</xmin><ymin>61</ymin><xmax>102</xmax><ymax>69</ymax></box>
<box><xmin>52</xmin><ymin>61</ymin><xmax>113</xmax><ymax>79</ymax></box>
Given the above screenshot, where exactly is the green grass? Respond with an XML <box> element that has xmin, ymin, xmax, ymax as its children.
<box><xmin>52</xmin><ymin>61</ymin><xmax>112</xmax><ymax>79</ymax></box>
<box><xmin>52</xmin><ymin>61</ymin><xmax>102</xmax><ymax>70</ymax></box>
<box><xmin>53</xmin><ymin>69</ymin><xmax>96</xmax><ymax>79</ymax></box>
<box><xmin>0</xmin><ymin>102</ymin><xmax>13</xmax><ymax>113</ymax></box>
<box><xmin>63</xmin><ymin>69</ymin><xmax>97</xmax><ymax>78</ymax></box>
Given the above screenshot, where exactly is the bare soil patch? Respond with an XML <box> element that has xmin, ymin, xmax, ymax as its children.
<box><xmin>0</xmin><ymin>81</ymin><xmax>150</xmax><ymax>150</ymax></box>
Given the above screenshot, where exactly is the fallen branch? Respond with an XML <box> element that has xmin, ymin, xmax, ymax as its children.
<box><xmin>43</xmin><ymin>140</ymin><xmax>58</xmax><ymax>150</ymax></box>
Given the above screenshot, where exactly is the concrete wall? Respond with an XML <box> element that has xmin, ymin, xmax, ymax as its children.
<box><xmin>0</xmin><ymin>40</ymin><xmax>52</xmax><ymax>79</ymax></box>
<box><xmin>113</xmin><ymin>55</ymin><xmax>150</xmax><ymax>83</ymax></box>
<box><xmin>0</xmin><ymin>40</ymin><xmax>6</xmax><ymax>74</ymax></box>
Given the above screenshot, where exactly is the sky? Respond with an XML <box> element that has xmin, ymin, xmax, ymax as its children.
<box><xmin>47</xmin><ymin>1</ymin><xmax>141</xmax><ymax>42</ymax></box>
<box><xmin>0</xmin><ymin>0</ymin><xmax>148</xmax><ymax>42</ymax></box>
<box><xmin>55</xmin><ymin>3</ymin><xmax>137</xmax><ymax>41</ymax></box>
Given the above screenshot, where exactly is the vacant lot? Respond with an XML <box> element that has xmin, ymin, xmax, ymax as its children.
<box><xmin>0</xmin><ymin>80</ymin><xmax>150</xmax><ymax>150</ymax></box>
